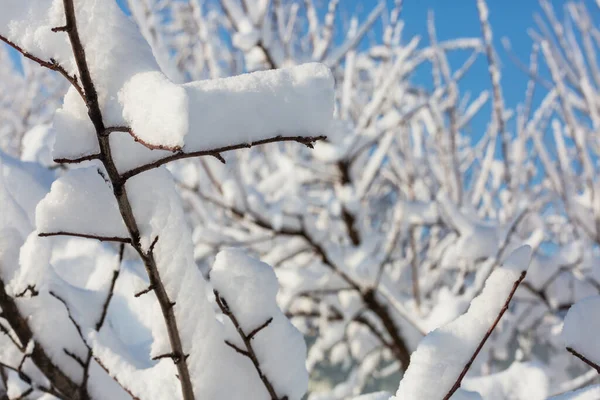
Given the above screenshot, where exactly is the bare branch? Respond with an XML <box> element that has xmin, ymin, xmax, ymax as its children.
<box><xmin>0</xmin><ymin>34</ymin><xmax>84</xmax><ymax>99</ymax></box>
<box><xmin>567</xmin><ymin>347</ymin><xmax>600</xmax><ymax>374</ymax></box>
<box><xmin>38</xmin><ymin>232</ymin><xmax>131</xmax><ymax>243</ymax></box>
<box><xmin>49</xmin><ymin>1</ymin><xmax>196</xmax><ymax>397</ymax></box>
<box><xmin>120</xmin><ymin>135</ymin><xmax>326</xmax><ymax>181</ymax></box>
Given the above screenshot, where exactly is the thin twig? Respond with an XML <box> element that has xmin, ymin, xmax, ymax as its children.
<box><xmin>38</xmin><ymin>232</ymin><xmax>131</xmax><ymax>243</ymax></box>
<box><xmin>567</xmin><ymin>347</ymin><xmax>600</xmax><ymax>374</ymax></box>
<box><xmin>443</xmin><ymin>270</ymin><xmax>527</xmax><ymax>400</ymax></box>
<box><xmin>121</xmin><ymin>135</ymin><xmax>325</xmax><ymax>181</ymax></box>
<box><xmin>0</xmin><ymin>34</ymin><xmax>84</xmax><ymax>99</ymax></box>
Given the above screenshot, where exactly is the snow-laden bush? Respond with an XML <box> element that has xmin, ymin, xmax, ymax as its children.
<box><xmin>2</xmin><ymin>0</ymin><xmax>600</xmax><ymax>399</ymax></box>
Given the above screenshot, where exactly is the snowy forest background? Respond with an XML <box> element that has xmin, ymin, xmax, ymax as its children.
<box><xmin>1</xmin><ymin>0</ymin><xmax>600</xmax><ymax>399</ymax></box>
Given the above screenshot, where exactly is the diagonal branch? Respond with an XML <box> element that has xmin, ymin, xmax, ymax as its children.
<box><xmin>0</xmin><ymin>264</ymin><xmax>80</xmax><ymax>399</ymax></box>
<box><xmin>443</xmin><ymin>270</ymin><xmax>527</xmax><ymax>400</ymax></box>
<box><xmin>38</xmin><ymin>232</ymin><xmax>131</xmax><ymax>243</ymax></box>
<box><xmin>567</xmin><ymin>347</ymin><xmax>600</xmax><ymax>374</ymax></box>
<box><xmin>0</xmin><ymin>34</ymin><xmax>85</xmax><ymax>99</ymax></box>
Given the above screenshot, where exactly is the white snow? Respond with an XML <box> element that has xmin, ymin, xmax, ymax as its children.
<box><xmin>211</xmin><ymin>249</ymin><xmax>309</xmax><ymax>400</ymax></box>
<box><xmin>549</xmin><ymin>385</ymin><xmax>600</xmax><ymax>400</ymax></box>
<box><xmin>562</xmin><ymin>295</ymin><xmax>600</xmax><ymax>367</ymax></box>
<box><xmin>120</xmin><ymin>63</ymin><xmax>334</xmax><ymax>153</ymax></box>
<box><xmin>35</xmin><ymin>167</ymin><xmax>129</xmax><ymax>239</ymax></box>
<box><xmin>392</xmin><ymin>246</ymin><xmax>531</xmax><ymax>400</ymax></box>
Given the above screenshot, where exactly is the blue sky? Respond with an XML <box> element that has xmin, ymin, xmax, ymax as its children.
<box><xmin>112</xmin><ymin>0</ymin><xmax>598</xmax><ymax>115</ymax></box>
<box><xmin>19</xmin><ymin>0</ymin><xmax>600</xmax><ymax>138</ymax></box>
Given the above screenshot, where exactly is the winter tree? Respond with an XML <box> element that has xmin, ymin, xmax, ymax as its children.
<box><xmin>1</xmin><ymin>0</ymin><xmax>600</xmax><ymax>399</ymax></box>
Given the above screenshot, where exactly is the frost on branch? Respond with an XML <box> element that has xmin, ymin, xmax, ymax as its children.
<box><xmin>393</xmin><ymin>246</ymin><xmax>532</xmax><ymax>400</ymax></box>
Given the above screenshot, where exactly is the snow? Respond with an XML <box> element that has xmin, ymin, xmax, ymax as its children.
<box><xmin>0</xmin><ymin>151</ymin><xmax>53</xmax><ymax>238</ymax></box>
<box><xmin>211</xmin><ymin>249</ymin><xmax>309</xmax><ymax>400</ymax></box>
<box><xmin>462</xmin><ymin>362</ymin><xmax>549</xmax><ymax>399</ymax></box>
<box><xmin>562</xmin><ymin>295</ymin><xmax>600</xmax><ymax>366</ymax></box>
<box><xmin>182</xmin><ymin>63</ymin><xmax>334</xmax><ymax>151</ymax></box>
<box><xmin>1</xmin><ymin>0</ymin><xmax>160</xmax><ymax>160</ymax></box>
<box><xmin>549</xmin><ymin>385</ymin><xmax>600</xmax><ymax>400</ymax></box>
<box><xmin>120</xmin><ymin>63</ymin><xmax>334</xmax><ymax>153</ymax></box>
<box><xmin>120</xmin><ymin>71</ymin><xmax>189</xmax><ymax>150</ymax></box>
<box><xmin>35</xmin><ymin>167</ymin><xmax>129</xmax><ymax>239</ymax></box>
<box><xmin>392</xmin><ymin>246</ymin><xmax>532</xmax><ymax>400</ymax></box>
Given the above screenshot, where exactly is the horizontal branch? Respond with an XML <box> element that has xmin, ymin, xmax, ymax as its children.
<box><xmin>38</xmin><ymin>232</ymin><xmax>131</xmax><ymax>243</ymax></box>
<box><xmin>567</xmin><ymin>347</ymin><xmax>600</xmax><ymax>374</ymax></box>
<box><xmin>121</xmin><ymin>135</ymin><xmax>326</xmax><ymax>181</ymax></box>
<box><xmin>54</xmin><ymin>154</ymin><xmax>101</xmax><ymax>164</ymax></box>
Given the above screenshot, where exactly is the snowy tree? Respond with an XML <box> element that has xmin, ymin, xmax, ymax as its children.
<box><xmin>0</xmin><ymin>0</ymin><xmax>332</xmax><ymax>399</ymax></box>
<box><xmin>125</xmin><ymin>0</ymin><xmax>600</xmax><ymax>398</ymax></box>
<box><xmin>2</xmin><ymin>0</ymin><xmax>600</xmax><ymax>399</ymax></box>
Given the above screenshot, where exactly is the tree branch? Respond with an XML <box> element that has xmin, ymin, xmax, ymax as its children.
<box><xmin>0</xmin><ymin>265</ymin><xmax>80</xmax><ymax>399</ymax></box>
<box><xmin>214</xmin><ymin>291</ymin><xmax>284</xmax><ymax>400</ymax></box>
<box><xmin>120</xmin><ymin>135</ymin><xmax>325</xmax><ymax>181</ymax></box>
<box><xmin>0</xmin><ymin>34</ymin><xmax>84</xmax><ymax>99</ymax></box>
<box><xmin>51</xmin><ymin>1</ymin><xmax>196</xmax><ymax>398</ymax></box>
<box><xmin>567</xmin><ymin>347</ymin><xmax>600</xmax><ymax>374</ymax></box>
<box><xmin>38</xmin><ymin>232</ymin><xmax>131</xmax><ymax>243</ymax></box>
<box><xmin>443</xmin><ymin>270</ymin><xmax>527</xmax><ymax>400</ymax></box>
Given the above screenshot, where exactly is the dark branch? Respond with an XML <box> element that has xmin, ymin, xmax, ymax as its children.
<box><xmin>152</xmin><ymin>352</ymin><xmax>187</xmax><ymax>364</ymax></box>
<box><xmin>14</xmin><ymin>285</ymin><xmax>38</xmax><ymax>298</ymax></box>
<box><xmin>224</xmin><ymin>341</ymin><xmax>250</xmax><ymax>357</ymax></box>
<box><xmin>443</xmin><ymin>271</ymin><xmax>527</xmax><ymax>400</ymax></box>
<box><xmin>95</xmin><ymin>244</ymin><xmax>124</xmax><ymax>331</ymax></box>
<box><xmin>567</xmin><ymin>347</ymin><xmax>600</xmax><ymax>374</ymax></box>
<box><xmin>0</xmin><ymin>268</ymin><xmax>80</xmax><ymax>398</ymax></box>
<box><xmin>247</xmin><ymin>318</ymin><xmax>273</xmax><ymax>340</ymax></box>
<box><xmin>39</xmin><ymin>232</ymin><xmax>131</xmax><ymax>243</ymax></box>
<box><xmin>121</xmin><ymin>135</ymin><xmax>326</xmax><ymax>181</ymax></box>
<box><xmin>54</xmin><ymin>153</ymin><xmax>101</xmax><ymax>164</ymax></box>
<box><xmin>134</xmin><ymin>285</ymin><xmax>155</xmax><ymax>298</ymax></box>
<box><xmin>53</xmin><ymin>1</ymin><xmax>196</xmax><ymax>397</ymax></box>
<box><xmin>215</xmin><ymin>291</ymin><xmax>284</xmax><ymax>400</ymax></box>
<box><xmin>0</xmin><ymin>34</ymin><xmax>84</xmax><ymax>99</ymax></box>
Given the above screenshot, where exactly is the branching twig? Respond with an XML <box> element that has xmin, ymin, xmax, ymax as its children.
<box><xmin>50</xmin><ymin>1</ymin><xmax>196</xmax><ymax>397</ymax></box>
<box><xmin>0</xmin><ymin>268</ymin><xmax>79</xmax><ymax>399</ymax></box>
<box><xmin>214</xmin><ymin>291</ymin><xmax>283</xmax><ymax>400</ymax></box>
